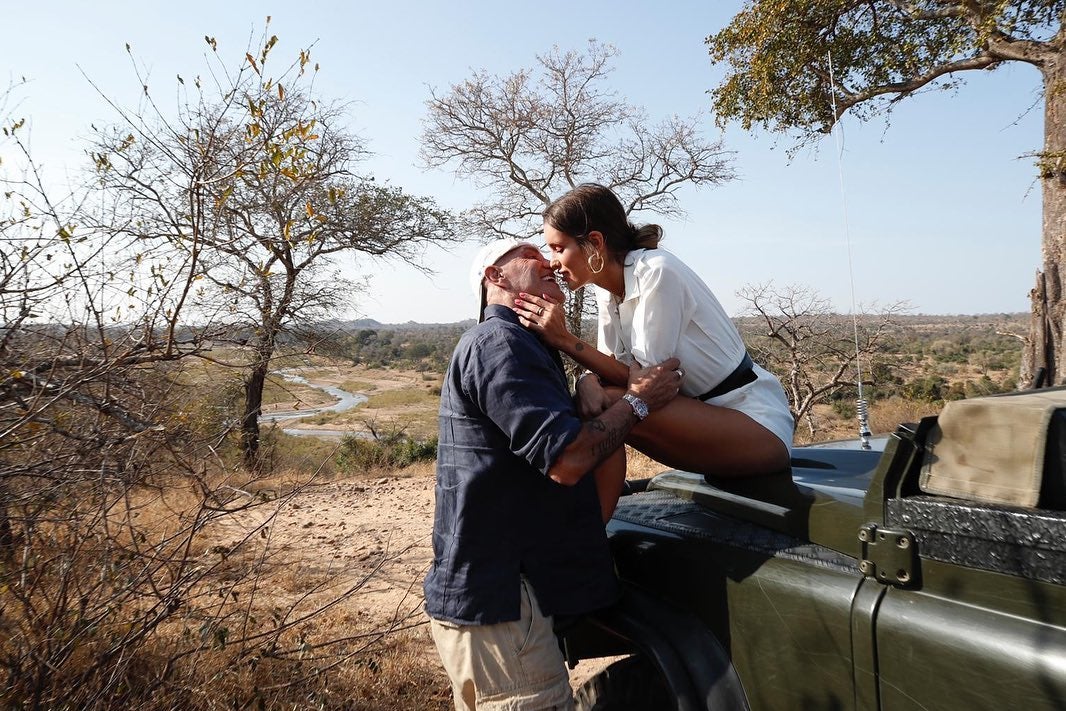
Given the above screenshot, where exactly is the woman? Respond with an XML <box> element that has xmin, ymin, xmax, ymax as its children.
<box><xmin>514</xmin><ymin>183</ymin><xmax>793</xmax><ymax>478</ymax></box>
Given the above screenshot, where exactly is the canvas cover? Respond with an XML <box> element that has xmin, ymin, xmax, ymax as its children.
<box><xmin>919</xmin><ymin>389</ymin><xmax>1066</xmax><ymax>508</ymax></box>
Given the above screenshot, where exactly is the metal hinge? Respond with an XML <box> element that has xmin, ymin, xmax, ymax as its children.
<box><xmin>858</xmin><ymin>524</ymin><xmax>919</xmax><ymax>588</ymax></box>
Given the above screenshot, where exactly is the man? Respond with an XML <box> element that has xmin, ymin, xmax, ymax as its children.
<box><xmin>423</xmin><ymin>238</ymin><xmax>681</xmax><ymax>710</ymax></box>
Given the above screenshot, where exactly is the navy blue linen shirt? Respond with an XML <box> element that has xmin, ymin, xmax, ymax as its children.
<box><xmin>423</xmin><ymin>305</ymin><xmax>619</xmax><ymax>625</ymax></box>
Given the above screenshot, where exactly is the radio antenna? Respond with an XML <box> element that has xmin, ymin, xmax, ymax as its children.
<box><xmin>826</xmin><ymin>51</ymin><xmax>872</xmax><ymax>449</ymax></box>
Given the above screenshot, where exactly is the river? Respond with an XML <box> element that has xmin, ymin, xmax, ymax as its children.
<box><xmin>259</xmin><ymin>371</ymin><xmax>368</xmax><ymax>439</ymax></box>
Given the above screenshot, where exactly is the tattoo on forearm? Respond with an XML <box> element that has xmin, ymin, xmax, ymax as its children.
<box><xmin>591</xmin><ymin>424</ymin><xmax>625</xmax><ymax>458</ymax></box>
<box><xmin>575</xmin><ymin>341</ymin><xmax>584</xmax><ymax>352</ymax></box>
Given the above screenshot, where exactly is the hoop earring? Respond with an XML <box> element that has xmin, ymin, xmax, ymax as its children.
<box><xmin>587</xmin><ymin>250</ymin><xmax>604</xmax><ymax>275</ymax></box>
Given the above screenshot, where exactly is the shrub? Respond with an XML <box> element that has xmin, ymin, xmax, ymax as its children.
<box><xmin>831</xmin><ymin>398</ymin><xmax>857</xmax><ymax>420</ymax></box>
<box><xmin>336</xmin><ymin>429</ymin><xmax>438</xmax><ymax>474</ymax></box>
<box><xmin>902</xmin><ymin>374</ymin><xmax>949</xmax><ymax>403</ymax></box>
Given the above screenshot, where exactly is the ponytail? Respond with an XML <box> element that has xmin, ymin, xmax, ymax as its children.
<box><xmin>631</xmin><ymin>223</ymin><xmax>662</xmax><ymax>251</ymax></box>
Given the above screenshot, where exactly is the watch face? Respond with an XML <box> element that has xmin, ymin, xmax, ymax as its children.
<box><xmin>624</xmin><ymin>393</ymin><xmax>648</xmax><ymax>420</ymax></box>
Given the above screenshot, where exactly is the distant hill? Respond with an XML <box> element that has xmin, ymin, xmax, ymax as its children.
<box><xmin>326</xmin><ymin>318</ymin><xmax>477</xmax><ymax>331</ymax></box>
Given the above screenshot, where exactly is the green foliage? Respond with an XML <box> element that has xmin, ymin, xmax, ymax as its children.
<box><xmin>338</xmin><ymin>324</ymin><xmax>467</xmax><ymax>371</ymax></box>
<box><xmin>831</xmin><ymin>397</ymin><xmax>857</xmax><ymax>420</ymax></box>
<box><xmin>965</xmin><ymin>374</ymin><xmax>1002</xmax><ymax>398</ymax></box>
<box><xmin>336</xmin><ymin>429</ymin><xmax>438</xmax><ymax>474</ymax></box>
<box><xmin>258</xmin><ymin>427</ymin><xmax>343</xmax><ymax>474</ymax></box>
<box><xmin>902</xmin><ymin>374</ymin><xmax>950</xmax><ymax>402</ymax></box>
<box><xmin>707</xmin><ymin>1</ymin><xmax>1058</xmax><ymax>141</ymax></box>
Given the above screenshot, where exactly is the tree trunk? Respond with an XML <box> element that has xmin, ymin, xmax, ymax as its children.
<box><xmin>1027</xmin><ymin>58</ymin><xmax>1066</xmax><ymax>386</ymax></box>
<box><xmin>240</xmin><ymin>345</ymin><xmax>273</xmax><ymax>472</ymax></box>
<box><xmin>568</xmin><ymin>288</ymin><xmax>586</xmax><ymax>343</ymax></box>
<box><xmin>562</xmin><ymin>288</ymin><xmax>590</xmax><ymax>380</ymax></box>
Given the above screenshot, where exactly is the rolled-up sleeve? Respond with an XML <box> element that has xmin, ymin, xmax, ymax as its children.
<box><xmin>463</xmin><ymin>328</ymin><xmax>582</xmax><ymax>477</ymax></box>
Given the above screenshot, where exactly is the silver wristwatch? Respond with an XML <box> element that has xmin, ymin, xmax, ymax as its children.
<box><xmin>622</xmin><ymin>393</ymin><xmax>649</xmax><ymax>421</ymax></box>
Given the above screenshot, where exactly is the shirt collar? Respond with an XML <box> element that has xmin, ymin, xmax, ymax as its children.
<box><xmin>481</xmin><ymin>303</ymin><xmax>564</xmax><ymax>373</ymax></box>
<box><xmin>482</xmin><ymin>303</ymin><xmax>519</xmax><ymax>323</ymax></box>
<box><xmin>620</xmin><ymin>250</ymin><xmax>643</xmax><ymax>303</ymax></box>
<box><xmin>593</xmin><ymin>250</ymin><xmax>644</xmax><ymax>308</ymax></box>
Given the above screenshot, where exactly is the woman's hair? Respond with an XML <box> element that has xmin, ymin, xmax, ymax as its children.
<box><xmin>543</xmin><ymin>183</ymin><xmax>662</xmax><ymax>261</ymax></box>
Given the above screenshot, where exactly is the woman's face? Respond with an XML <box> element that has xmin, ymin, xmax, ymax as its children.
<box><xmin>544</xmin><ymin>223</ymin><xmax>592</xmax><ymax>290</ymax></box>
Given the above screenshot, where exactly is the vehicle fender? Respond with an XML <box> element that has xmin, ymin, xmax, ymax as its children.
<box><xmin>580</xmin><ymin>584</ymin><xmax>750</xmax><ymax>711</ymax></box>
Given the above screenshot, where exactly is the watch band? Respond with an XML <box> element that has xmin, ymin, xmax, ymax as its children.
<box><xmin>622</xmin><ymin>393</ymin><xmax>649</xmax><ymax>421</ymax></box>
<box><xmin>576</xmin><ymin>371</ymin><xmax>598</xmax><ymax>386</ymax></box>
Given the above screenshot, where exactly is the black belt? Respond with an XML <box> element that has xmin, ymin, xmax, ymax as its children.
<box><xmin>698</xmin><ymin>353</ymin><xmax>756</xmax><ymax>401</ymax></box>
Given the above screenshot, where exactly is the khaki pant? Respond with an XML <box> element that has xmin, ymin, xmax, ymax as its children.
<box><xmin>429</xmin><ymin>578</ymin><xmax>574</xmax><ymax>710</ymax></box>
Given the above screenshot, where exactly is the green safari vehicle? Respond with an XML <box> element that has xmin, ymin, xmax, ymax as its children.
<box><xmin>560</xmin><ymin>388</ymin><xmax>1066</xmax><ymax>710</ymax></box>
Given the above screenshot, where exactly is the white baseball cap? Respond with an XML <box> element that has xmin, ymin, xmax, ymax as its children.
<box><xmin>469</xmin><ymin>238</ymin><xmax>537</xmax><ymax>322</ymax></box>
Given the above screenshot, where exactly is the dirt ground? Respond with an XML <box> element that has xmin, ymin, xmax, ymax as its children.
<box><xmin>254</xmin><ymin>465</ymin><xmax>612</xmax><ymax>700</ymax></box>
<box><xmin>248</xmin><ymin>365</ymin><xmax>626</xmax><ymax>701</ymax></box>
<box><xmin>267</xmin><ymin>468</ymin><xmax>438</xmax><ymax>627</ymax></box>
<box><xmin>254</xmin><ymin>466</ymin><xmax>441</xmax><ymax>674</ymax></box>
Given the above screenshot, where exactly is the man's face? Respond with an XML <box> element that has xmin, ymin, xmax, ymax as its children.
<box><xmin>493</xmin><ymin>245</ymin><xmax>565</xmax><ymax>302</ymax></box>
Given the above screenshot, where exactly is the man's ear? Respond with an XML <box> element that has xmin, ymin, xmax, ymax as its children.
<box><xmin>485</xmin><ymin>265</ymin><xmax>506</xmax><ymax>289</ymax></box>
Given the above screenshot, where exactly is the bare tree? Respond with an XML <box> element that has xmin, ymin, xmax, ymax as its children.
<box><xmin>421</xmin><ymin>40</ymin><xmax>734</xmax><ymax>339</ymax></box>
<box><xmin>86</xmin><ymin>32</ymin><xmax>456</xmax><ymax>470</ymax></box>
<box><xmin>0</xmin><ymin>41</ymin><xmax>444</xmax><ymax>709</ymax></box>
<box><xmin>1</xmin><ymin>83</ymin><xmax>248</xmax><ymax>707</ymax></box>
<box><xmin>738</xmin><ymin>282</ymin><xmax>908</xmax><ymax>439</ymax></box>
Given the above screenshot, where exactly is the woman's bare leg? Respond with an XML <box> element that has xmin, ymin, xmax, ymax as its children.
<box><xmin>604</xmin><ymin>386</ymin><xmax>790</xmax><ymax>478</ymax></box>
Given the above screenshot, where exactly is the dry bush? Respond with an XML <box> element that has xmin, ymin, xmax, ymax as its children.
<box><xmin>868</xmin><ymin>396</ymin><xmax>941</xmax><ymax>436</ymax></box>
<box><xmin>257</xmin><ymin>428</ymin><xmax>345</xmax><ymax>478</ymax></box>
<box><xmin>335</xmin><ymin>426</ymin><xmax>438</xmax><ymax>476</ymax></box>
<box><xmin>337</xmin><ymin>631</ymin><xmax>452</xmax><ymax>711</ymax></box>
<box><xmin>0</xmin><ymin>330</ymin><xmax>440</xmax><ymax>708</ymax></box>
<box><xmin>1</xmin><ymin>65</ymin><xmax>453</xmax><ymax>709</ymax></box>
<box><xmin>0</xmin><ymin>456</ymin><xmax>447</xmax><ymax>709</ymax></box>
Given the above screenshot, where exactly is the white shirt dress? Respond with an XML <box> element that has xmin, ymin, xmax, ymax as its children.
<box><xmin>594</xmin><ymin>248</ymin><xmax>794</xmax><ymax>452</ymax></box>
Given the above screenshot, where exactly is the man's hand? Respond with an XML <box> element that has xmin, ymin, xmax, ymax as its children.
<box><xmin>625</xmin><ymin>358</ymin><xmax>682</xmax><ymax>414</ymax></box>
<box><xmin>576</xmin><ymin>374</ymin><xmax>611</xmax><ymax>418</ymax></box>
<box><xmin>548</xmin><ymin>358</ymin><xmax>682</xmax><ymax>487</ymax></box>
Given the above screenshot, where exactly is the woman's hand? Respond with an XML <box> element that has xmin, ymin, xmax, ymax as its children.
<box><xmin>514</xmin><ymin>291</ymin><xmax>634</xmax><ymax>390</ymax></box>
<box><xmin>513</xmin><ymin>292</ymin><xmax>571</xmax><ymax>350</ymax></box>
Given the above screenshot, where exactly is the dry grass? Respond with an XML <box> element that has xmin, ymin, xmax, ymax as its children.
<box><xmin>318</xmin><ymin>630</ymin><xmax>452</xmax><ymax>711</ymax></box>
<box><xmin>99</xmin><ymin>613</ymin><xmax>450</xmax><ymax>710</ymax></box>
<box><xmin>363</xmin><ymin>388</ymin><xmax>438</xmax><ymax>409</ymax></box>
<box><xmin>338</xmin><ymin>379</ymin><xmax>379</xmax><ymax>393</ymax></box>
<box><xmin>868</xmin><ymin>396</ymin><xmax>941</xmax><ymax>435</ymax></box>
<box><xmin>625</xmin><ymin>447</ymin><xmax>670</xmax><ymax>480</ymax></box>
<box><xmin>0</xmin><ymin>458</ymin><xmax>452</xmax><ymax>710</ymax></box>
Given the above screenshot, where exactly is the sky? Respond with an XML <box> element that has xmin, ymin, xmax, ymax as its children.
<box><xmin>0</xmin><ymin>1</ymin><xmax>1044</xmax><ymax>323</ymax></box>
